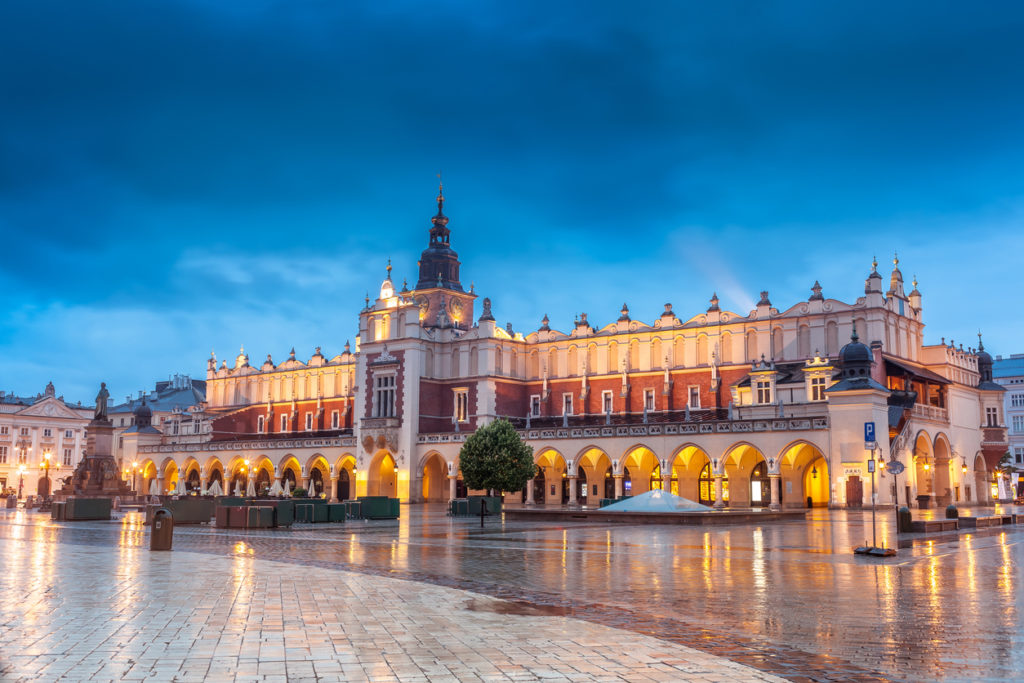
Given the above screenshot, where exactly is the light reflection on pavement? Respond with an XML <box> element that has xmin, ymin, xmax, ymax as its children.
<box><xmin>2</xmin><ymin>504</ymin><xmax>1023</xmax><ymax>682</ymax></box>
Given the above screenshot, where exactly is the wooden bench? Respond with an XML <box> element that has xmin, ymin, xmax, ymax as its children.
<box><xmin>959</xmin><ymin>515</ymin><xmax>1012</xmax><ymax>528</ymax></box>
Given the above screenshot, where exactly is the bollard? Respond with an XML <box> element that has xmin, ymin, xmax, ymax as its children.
<box><xmin>479</xmin><ymin>499</ymin><xmax>488</xmax><ymax>528</ymax></box>
<box><xmin>945</xmin><ymin>504</ymin><xmax>959</xmax><ymax>519</ymax></box>
<box><xmin>150</xmin><ymin>508</ymin><xmax>174</xmax><ymax>551</ymax></box>
<box><xmin>897</xmin><ymin>506</ymin><xmax>912</xmax><ymax>534</ymax></box>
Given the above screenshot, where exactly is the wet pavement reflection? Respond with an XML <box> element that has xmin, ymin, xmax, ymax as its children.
<box><xmin>2</xmin><ymin>504</ymin><xmax>1023</xmax><ymax>682</ymax></box>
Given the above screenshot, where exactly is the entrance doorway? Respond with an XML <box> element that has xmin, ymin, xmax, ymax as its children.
<box><xmin>750</xmin><ymin>462</ymin><xmax>770</xmax><ymax>506</ymax></box>
<box><xmin>337</xmin><ymin>468</ymin><xmax>350</xmax><ymax>500</ymax></box>
<box><xmin>846</xmin><ymin>476</ymin><xmax>864</xmax><ymax>508</ymax></box>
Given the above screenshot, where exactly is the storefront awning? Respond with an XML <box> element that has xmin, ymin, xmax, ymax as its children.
<box><xmin>882</xmin><ymin>354</ymin><xmax>951</xmax><ymax>385</ymax></box>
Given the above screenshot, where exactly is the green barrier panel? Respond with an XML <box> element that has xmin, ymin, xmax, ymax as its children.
<box><xmin>358</xmin><ymin>496</ymin><xmax>400</xmax><ymax>519</ymax></box>
<box><xmin>51</xmin><ymin>502</ymin><xmax>66</xmax><ymax>520</ymax></box>
<box><xmin>216</xmin><ymin>496</ymin><xmax>247</xmax><ymax>507</ymax></box>
<box><xmin>327</xmin><ymin>504</ymin><xmax>347</xmax><ymax>522</ymax></box>
<box><xmin>65</xmin><ymin>498</ymin><xmax>112</xmax><ymax>521</ymax></box>
<box><xmin>466</xmin><ymin>496</ymin><xmax>502</xmax><ymax>516</ymax></box>
<box><xmin>311</xmin><ymin>504</ymin><xmax>328</xmax><ymax>522</ymax></box>
<box><xmin>272</xmin><ymin>500</ymin><xmax>295</xmax><ymax>527</ymax></box>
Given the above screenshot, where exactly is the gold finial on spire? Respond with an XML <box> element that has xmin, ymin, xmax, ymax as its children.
<box><xmin>871</xmin><ymin>255</ymin><xmax>878</xmax><ymax>273</ymax></box>
<box><xmin>386</xmin><ymin>258</ymin><xmax>392</xmax><ymax>278</ymax></box>
<box><xmin>436</xmin><ymin>171</ymin><xmax>444</xmax><ymax>212</ymax></box>
<box><xmin>912</xmin><ymin>274</ymin><xmax>918</xmax><ymax>289</ymax></box>
<box><xmin>893</xmin><ymin>251</ymin><xmax>899</xmax><ymax>267</ymax></box>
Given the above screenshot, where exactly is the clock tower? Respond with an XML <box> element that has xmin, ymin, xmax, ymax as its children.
<box><xmin>413</xmin><ymin>183</ymin><xmax>475</xmax><ymax>329</ymax></box>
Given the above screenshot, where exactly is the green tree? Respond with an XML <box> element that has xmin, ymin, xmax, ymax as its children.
<box><xmin>458</xmin><ymin>419</ymin><xmax>535</xmax><ymax>494</ymax></box>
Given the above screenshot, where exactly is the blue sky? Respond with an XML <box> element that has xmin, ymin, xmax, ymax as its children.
<box><xmin>2</xmin><ymin>1</ymin><xmax>1022</xmax><ymax>403</ymax></box>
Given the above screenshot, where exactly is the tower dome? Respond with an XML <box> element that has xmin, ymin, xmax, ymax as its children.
<box><xmin>838</xmin><ymin>324</ymin><xmax>873</xmax><ymax>378</ymax></box>
<box><xmin>134</xmin><ymin>397</ymin><xmax>153</xmax><ymax>429</ymax></box>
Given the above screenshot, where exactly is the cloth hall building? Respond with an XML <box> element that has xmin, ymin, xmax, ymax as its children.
<box><xmin>127</xmin><ymin>189</ymin><xmax>1009</xmax><ymax>510</ymax></box>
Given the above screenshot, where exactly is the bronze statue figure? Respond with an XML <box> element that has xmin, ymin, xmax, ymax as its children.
<box><xmin>94</xmin><ymin>382</ymin><xmax>110</xmax><ymax>421</ymax></box>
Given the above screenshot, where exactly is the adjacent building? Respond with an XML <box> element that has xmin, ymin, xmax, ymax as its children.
<box><xmin>0</xmin><ymin>383</ymin><xmax>91</xmax><ymax>497</ymax></box>
<box><xmin>994</xmin><ymin>353</ymin><xmax>1024</xmax><ymax>496</ymax></box>
<box><xmin>129</xmin><ymin>188</ymin><xmax>1008</xmax><ymax>509</ymax></box>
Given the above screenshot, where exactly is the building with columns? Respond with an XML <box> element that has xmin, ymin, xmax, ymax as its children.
<box><xmin>0</xmin><ymin>383</ymin><xmax>91</xmax><ymax>498</ymax></box>
<box><xmin>129</xmin><ymin>188</ymin><xmax>1008</xmax><ymax>510</ymax></box>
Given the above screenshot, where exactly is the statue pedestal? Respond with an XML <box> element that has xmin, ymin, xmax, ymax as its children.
<box><xmin>57</xmin><ymin>419</ymin><xmax>132</xmax><ymax>500</ymax></box>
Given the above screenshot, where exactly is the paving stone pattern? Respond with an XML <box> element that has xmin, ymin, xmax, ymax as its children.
<box><xmin>1</xmin><ymin>505</ymin><xmax>1023</xmax><ymax>682</ymax></box>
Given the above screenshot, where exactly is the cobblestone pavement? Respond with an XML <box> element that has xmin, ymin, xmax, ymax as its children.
<box><xmin>0</xmin><ymin>535</ymin><xmax>784</xmax><ymax>683</ymax></box>
<box><xmin>1</xmin><ymin>505</ymin><xmax>1022</xmax><ymax>682</ymax></box>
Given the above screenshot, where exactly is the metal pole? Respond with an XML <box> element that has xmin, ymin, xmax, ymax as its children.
<box><xmin>870</xmin><ymin>448</ymin><xmax>877</xmax><ymax>549</ymax></box>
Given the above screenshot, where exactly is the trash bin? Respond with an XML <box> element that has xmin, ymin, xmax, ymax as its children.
<box><xmin>916</xmin><ymin>494</ymin><xmax>931</xmax><ymax>510</ymax></box>
<box><xmin>151</xmin><ymin>508</ymin><xmax>174</xmax><ymax>551</ymax></box>
<box><xmin>5</xmin><ymin>495</ymin><xmax>16</xmax><ymax>509</ymax></box>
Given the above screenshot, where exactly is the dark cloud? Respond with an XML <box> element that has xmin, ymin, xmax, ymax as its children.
<box><xmin>1</xmin><ymin>1</ymin><xmax>1022</xmax><ymax>399</ymax></box>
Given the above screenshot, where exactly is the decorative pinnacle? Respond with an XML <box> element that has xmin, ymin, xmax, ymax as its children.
<box><xmin>436</xmin><ymin>171</ymin><xmax>444</xmax><ymax>213</ymax></box>
<box><xmin>978</xmin><ymin>331</ymin><xmax>984</xmax><ymax>351</ymax></box>
<box><xmin>893</xmin><ymin>251</ymin><xmax>899</xmax><ymax>267</ymax></box>
<box><xmin>871</xmin><ymin>255</ymin><xmax>878</xmax><ymax>273</ymax></box>
<box><xmin>386</xmin><ymin>258</ymin><xmax>392</xmax><ymax>278</ymax></box>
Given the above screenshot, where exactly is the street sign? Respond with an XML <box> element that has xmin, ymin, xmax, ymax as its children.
<box><xmin>887</xmin><ymin>461</ymin><xmax>905</xmax><ymax>475</ymax></box>
<box><xmin>867</xmin><ymin>459</ymin><xmax>876</xmax><ymax>473</ymax></box>
<box><xmin>864</xmin><ymin>422</ymin><xmax>876</xmax><ymax>443</ymax></box>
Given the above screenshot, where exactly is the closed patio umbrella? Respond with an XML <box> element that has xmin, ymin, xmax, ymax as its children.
<box><xmin>149</xmin><ymin>479</ymin><xmax>160</xmax><ymax>496</ymax></box>
<box><xmin>284</xmin><ymin>479</ymin><xmax>292</xmax><ymax>497</ymax></box>
<box><xmin>234</xmin><ymin>481</ymin><xmax>243</xmax><ymax>497</ymax></box>
<box><xmin>207</xmin><ymin>480</ymin><xmax>223</xmax><ymax>496</ymax></box>
<box><xmin>268</xmin><ymin>480</ymin><xmax>283</xmax><ymax>497</ymax></box>
<box><xmin>246</xmin><ymin>478</ymin><xmax>256</xmax><ymax>497</ymax></box>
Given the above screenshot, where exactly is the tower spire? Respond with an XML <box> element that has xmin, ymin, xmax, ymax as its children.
<box><xmin>437</xmin><ymin>171</ymin><xmax>444</xmax><ymax>214</ymax></box>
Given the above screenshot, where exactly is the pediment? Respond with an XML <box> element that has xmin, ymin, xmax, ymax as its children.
<box><xmin>17</xmin><ymin>397</ymin><xmax>85</xmax><ymax>420</ymax></box>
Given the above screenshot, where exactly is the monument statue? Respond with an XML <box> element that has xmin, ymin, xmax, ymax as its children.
<box><xmin>94</xmin><ymin>382</ymin><xmax>110</xmax><ymax>421</ymax></box>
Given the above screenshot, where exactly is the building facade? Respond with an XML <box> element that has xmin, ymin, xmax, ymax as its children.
<box><xmin>994</xmin><ymin>354</ymin><xmax>1024</xmax><ymax>495</ymax></box>
<box><xmin>0</xmin><ymin>383</ymin><xmax>91</xmax><ymax>497</ymax></box>
<box><xmin>131</xmin><ymin>189</ymin><xmax>1008</xmax><ymax>509</ymax></box>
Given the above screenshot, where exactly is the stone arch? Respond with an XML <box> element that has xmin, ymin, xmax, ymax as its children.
<box><xmin>160</xmin><ymin>457</ymin><xmax>180</xmax><ymax>494</ymax></box>
<box><xmin>367</xmin><ymin>449</ymin><xmax>398</xmax><ymax>497</ymax></box>
<box><xmin>932</xmin><ymin>433</ymin><xmax>953</xmax><ymax>505</ymax></box>
<box><xmin>139</xmin><ymin>459</ymin><xmax>158</xmax><ymax>495</ymax></box>
<box><xmin>723</xmin><ymin>443</ymin><xmax>767</xmax><ymax>507</ymax></box>
<box><xmin>305</xmin><ymin>454</ymin><xmax>330</xmax><ymax>497</ymax></box>
<box><xmin>913</xmin><ymin>431</ymin><xmax>935</xmax><ymax>496</ymax></box>
<box><xmin>973</xmin><ymin>453</ymin><xmax>989</xmax><ymax>504</ymax></box>
<box><xmin>334</xmin><ymin>453</ymin><xmax>358</xmax><ymax>500</ymax></box>
<box><xmin>669</xmin><ymin>444</ymin><xmax>711</xmax><ymax>501</ymax></box>
<box><xmin>778</xmin><ymin>440</ymin><xmax>829</xmax><ymax>508</ymax></box>
<box><xmin>181</xmin><ymin>457</ymin><xmax>201</xmax><ymax>493</ymax></box>
<box><xmin>204</xmin><ymin>457</ymin><xmax>224</xmax><ymax>492</ymax></box>
<box><xmin>419</xmin><ymin>451</ymin><xmax>447</xmax><ymax>502</ymax></box>
<box><xmin>535</xmin><ymin>447</ymin><xmax>567</xmax><ymax>505</ymax></box>
<box><xmin>620</xmin><ymin>444</ymin><xmax>660</xmax><ymax>495</ymax></box>
<box><xmin>576</xmin><ymin>446</ymin><xmax>612</xmax><ymax>502</ymax></box>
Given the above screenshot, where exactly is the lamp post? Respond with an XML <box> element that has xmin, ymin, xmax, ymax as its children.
<box><xmin>131</xmin><ymin>461</ymin><xmax>139</xmax><ymax>495</ymax></box>
<box><xmin>39</xmin><ymin>451</ymin><xmax>56</xmax><ymax>498</ymax></box>
<box><xmin>17</xmin><ymin>465</ymin><xmax>26</xmax><ymax>499</ymax></box>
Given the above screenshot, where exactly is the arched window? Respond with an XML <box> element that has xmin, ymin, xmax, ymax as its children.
<box><xmin>529</xmin><ymin>350</ymin><xmax>540</xmax><ymax>379</ymax></box>
<box><xmin>798</xmin><ymin>325</ymin><xmax>811</xmax><ymax>358</ymax></box>
<box><xmin>772</xmin><ymin>328</ymin><xmax>784</xmax><ymax>360</ymax></box>
<box><xmin>825</xmin><ymin>321</ymin><xmax>839</xmax><ymax>357</ymax></box>
<box><xmin>629</xmin><ymin>339</ymin><xmax>640</xmax><ymax>371</ymax></box>
<box><xmin>673</xmin><ymin>336</ymin><xmax>686</xmax><ymax>367</ymax></box>
<box><xmin>547</xmin><ymin>347</ymin><xmax>558</xmax><ymax>378</ymax></box>
<box><xmin>747</xmin><ymin>330</ymin><xmax>758</xmax><ymax>362</ymax></box>
<box><xmin>697</xmin><ymin>336</ymin><xmax>708</xmax><ymax>366</ymax></box>
<box><xmin>495</xmin><ymin>347</ymin><xmax>503</xmax><ymax>375</ymax></box>
<box><xmin>607</xmin><ymin>342</ymin><xmax>619</xmax><ymax>374</ymax></box>
<box><xmin>451</xmin><ymin>348</ymin><xmax>461</xmax><ymax>377</ymax></box>
<box><xmin>469</xmin><ymin>347</ymin><xmax>478</xmax><ymax>376</ymax></box>
<box><xmin>587</xmin><ymin>344</ymin><xmax>598</xmax><ymax>374</ymax></box>
<box><xmin>720</xmin><ymin>333</ymin><xmax>732</xmax><ymax>364</ymax></box>
<box><xmin>651</xmin><ymin>338</ymin><xmax>663</xmax><ymax>369</ymax></box>
<box><xmin>567</xmin><ymin>346</ymin><xmax>579</xmax><ymax>376</ymax></box>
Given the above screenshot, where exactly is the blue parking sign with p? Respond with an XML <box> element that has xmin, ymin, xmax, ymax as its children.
<box><xmin>864</xmin><ymin>422</ymin><xmax>875</xmax><ymax>443</ymax></box>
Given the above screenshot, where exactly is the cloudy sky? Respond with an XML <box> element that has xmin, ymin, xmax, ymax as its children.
<box><xmin>2</xmin><ymin>1</ymin><xmax>1022</xmax><ymax>403</ymax></box>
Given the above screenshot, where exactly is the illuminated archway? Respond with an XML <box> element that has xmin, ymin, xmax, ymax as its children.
<box><xmin>620</xmin><ymin>445</ymin><xmax>659</xmax><ymax>495</ymax></box>
<box><xmin>670</xmin><ymin>444</ymin><xmax>711</xmax><ymax>501</ymax></box>
<box><xmin>779</xmin><ymin>441</ymin><xmax>829</xmax><ymax>508</ymax></box>
<box><xmin>420</xmin><ymin>452</ymin><xmax>447</xmax><ymax>502</ymax></box>
<box><xmin>367</xmin><ymin>450</ymin><xmax>398</xmax><ymax>497</ymax></box>
<box><xmin>535</xmin><ymin>448</ymin><xmax>566</xmax><ymax>505</ymax></box>
<box><xmin>723</xmin><ymin>443</ymin><xmax>766</xmax><ymax>507</ymax></box>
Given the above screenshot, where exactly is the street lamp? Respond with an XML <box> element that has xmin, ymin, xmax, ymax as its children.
<box><xmin>17</xmin><ymin>465</ymin><xmax>26</xmax><ymax>499</ymax></box>
<box><xmin>131</xmin><ymin>461</ymin><xmax>139</xmax><ymax>495</ymax></box>
<box><xmin>39</xmin><ymin>451</ymin><xmax>57</xmax><ymax>498</ymax></box>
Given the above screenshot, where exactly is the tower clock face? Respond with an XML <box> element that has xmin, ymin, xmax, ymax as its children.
<box><xmin>449</xmin><ymin>298</ymin><xmax>462</xmax><ymax>320</ymax></box>
<box><xmin>416</xmin><ymin>296</ymin><xmax>429</xmax><ymax>320</ymax></box>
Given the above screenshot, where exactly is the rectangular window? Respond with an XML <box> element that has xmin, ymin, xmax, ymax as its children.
<box><xmin>455</xmin><ymin>389</ymin><xmax>469</xmax><ymax>422</ymax></box>
<box><xmin>281</xmin><ymin>414</ymin><xmax>289</xmax><ymax>431</ymax></box>
<box><xmin>1012</xmin><ymin>394</ymin><xmax>1024</xmax><ymax>408</ymax></box>
<box><xmin>373</xmin><ymin>374</ymin><xmax>397</xmax><ymax>418</ymax></box>
<box><xmin>562</xmin><ymin>393</ymin><xmax>573</xmax><ymax>416</ymax></box>
<box><xmin>0</xmin><ymin>446</ymin><xmax>6</xmax><ymax>463</ymax></box>
<box><xmin>0</xmin><ymin>426</ymin><xmax>6</xmax><ymax>435</ymax></box>
<box><xmin>172</xmin><ymin>422</ymin><xmax>179</xmax><ymax>435</ymax></box>
<box><xmin>18</xmin><ymin>449</ymin><xmax>27</xmax><ymax>464</ymax></box>
<box><xmin>688</xmin><ymin>386</ymin><xmax>701</xmax><ymax>408</ymax></box>
<box><xmin>64</xmin><ymin>429</ymin><xmax>73</xmax><ymax>439</ymax></box>
<box><xmin>331</xmin><ymin>410</ymin><xmax>340</xmax><ymax>429</ymax></box>
<box><xmin>1012</xmin><ymin>414</ymin><xmax>1024</xmax><ymax>433</ymax></box>
<box><xmin>194</xmin><ymin>422</ymin><xmax>201</xmax><ymax>434</ymax></box>
<box><xmin>810</xmin><ymin>376</ymin><xmax>827</xmax><ymax>401</ymax></box>
<box><xmin>643</xmin><ymin>389</ymin><xmax>655</xmax><ymax>412</ymax></box>
<box><xmin>305</xmin><ymin>412</ymin><xmax>313</xmax><ymax>431</ymax></box>
<box><xmin>530</xmin><ymin>395</ymin><xmax>541</xmax><ymax>417</ymax></box>
<box><xmin>120</xmin><ymin>418</ymin><xmax>125</xmax><ymax>426</ymax></box>
<box><xmin>257</xmin><ymin>415</ymin><xmax>265</xmax><ymax>433</ymax></box>
<box><xmin>19</xmin><ymin>427</ymin><xmax>28</xmax><ymax>436</ymax></box>
<box><xmin>1015</xmin><ymin>447</ymin><xmax>1024</xmax><ymax>465</ymax></box>
<box><xmin>756</xmin><ymin>380</ymin><xmax>772</xmax><ymax>405</ymax></box>
<box><xmin>43</xmin><ymin>428</ymin><xmax>52</xmax><ymax>438</ymax></box>
<box><xmin>602</xmin><ymin>390</ymin><xmax>613</xmax><ymax>414</ymax></box>
<box><xmin>63</xmin><ymin>448</ymin><xmax>72</xmax><ymax>466</ymax></box>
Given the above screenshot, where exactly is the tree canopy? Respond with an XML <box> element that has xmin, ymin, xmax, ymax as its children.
<box><xmin>458</xmin><ymin>419</ymin><xmax>535</xmax><ymax>494</ymax></box>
